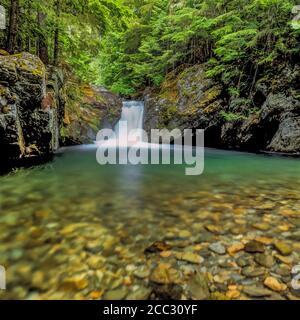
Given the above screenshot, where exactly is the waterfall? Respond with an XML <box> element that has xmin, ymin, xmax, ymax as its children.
<box><xmin>118</xmin><ymin>101</ymin><xmax>144</xmax><ymax>132</ymax></box>
<box><xmin>114</xmin><ymin>101</ymin><xmax>145</xmax><ymax>146</ymax></box>
<box><xmin>96</xmin><ymin>100</ymin><xmax>145</xmax><ymax>148</ymax></box>
<box><xmin>95</xmin><ymin>99</ymin><xmax>202</xmax><ymax>172</ymax></box>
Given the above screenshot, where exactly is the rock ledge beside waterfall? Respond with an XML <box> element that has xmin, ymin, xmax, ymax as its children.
<box><xmin>143</xmin><ymin>64</ymin><xmax>300</xmax><ymax>154</ymax></box>
<box><xmin>0</xmin><ymin>52</ymin><xmax>63</xmax><ymax>171</ymax></box>
<box><xmin>0</xmin><ymin>52</ymin><xmax>122</xmax><ymax>172</ymax></box>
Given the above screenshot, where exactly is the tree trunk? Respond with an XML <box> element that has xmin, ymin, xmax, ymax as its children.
<box><xmin>53</xmin><ymin>0</ymin><xmax>60</xmax><ymax>66</ymax></box>
<box><xmin>37</xmin><ymin>11</ymin><xmax>49</xmax><ymax>65</ymax></box>
<box><xmin>6</xmin><ymin>0</ymin><xmax>19</xmax><ymax>53</ymax></box>
<box><xmin>25</xmin><ymin>1</ymin><xmax>32</xmax><ymax>52</ymax></box>
<box><xmin>53</xmin><ymin>29</ymin><xmax>59</xmax><ymax>66</ymax></box>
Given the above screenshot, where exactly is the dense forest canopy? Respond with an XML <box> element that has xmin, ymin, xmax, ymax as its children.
<box><xmin>0</xmin><ymin>0</ymin><xmax>130</xmax><ymax>81</ymax></box>
<box><xmin>99</xmin><ymin>0</ymin><xmax>300</xmax><ymax>95</ymax></box>
<box><xmin>1</xmin><ymin>0</ymin><xmax>300</xmax><ymax>96</ymax></box>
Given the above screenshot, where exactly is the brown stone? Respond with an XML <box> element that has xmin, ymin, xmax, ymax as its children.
<box><xmin>226</xmin><ymin>290</ymin><xmax>240</xmax><ymax>299</ymax></box>
<box><xmin>150</xmin><ymin>264</ymin><xmax>181</xmax><ymax>285</ymax></box>
<box><xmin>144</xmin><ymin>241</ymin><xmax>171</xmax><ymax>254</ymax></box>
<box><xmin>244</xmin><ymin>241</ymin><xmax>265</xmax><ymax>253</ymax></box>
<box><xmin>205</xmin><ymin>225</ymin><xmax>221</xmax><ymax>234</ymax></box>
<box><xmin>174</xmin><ymin>252</ymin><xmax>203</xmax><ymax>264</ymax></box>
<box><xmin>228</xmin><ymin>243</ymin><xmax>245</xmax><ymax>255</ymax></box>
<box><xmin>274</xmin><ymin>241</ymin><xmax>293</xmax><ymax>256</ymax></box>
<box><xmin>264</xmin><ymin>277</ymin><xmax>287</xmax><ymax>292</ymax></box>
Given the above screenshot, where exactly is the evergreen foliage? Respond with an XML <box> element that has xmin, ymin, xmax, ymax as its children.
<box><xmin>98</xmin><ymin>0</ymin><xmax>300</xmax><ymax>96</ymax></box>
<box><xmin>1</xmin><ymin>0</ymin><xmax>299</xmax><ymax>96</ymax></box>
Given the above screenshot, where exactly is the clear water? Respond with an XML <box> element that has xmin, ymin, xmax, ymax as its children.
<box><xmin>0</xmin><ymin>145</ymin><xmax>300</xmax><ymax>299</ymax></box>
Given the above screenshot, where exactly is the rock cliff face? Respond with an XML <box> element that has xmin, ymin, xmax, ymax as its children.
<box><xmin>61</xmin><ymin>82</ymin><xmax>122</xmax><ymax>146</ymax></box>
<box><xmin>0</xmin><ymin>52</ymin><xmax>64</xmax><ymax>170</ymax></box>
<box><xmin>0</xmin><ymin>52</ymin><xmax>122</xmax><ymax>172</ymax></box>
<box><xmin>144</xmin><ymin>64</ymin><xmax>300</xmax><ymax>153</ymax></box>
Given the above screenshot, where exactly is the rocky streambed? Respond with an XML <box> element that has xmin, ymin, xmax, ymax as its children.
<box><xmin>0</xmin><ymin>147</ymin><xmax>300</xmax><ymax>300</ymax></box>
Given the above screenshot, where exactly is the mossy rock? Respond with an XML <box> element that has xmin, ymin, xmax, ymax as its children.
<box><xmin>0</xmin><ymin>49</ymin><xmax>9</xmax><ymax>56</ymax></box>
<box><xmin>61</xmin><ymin>80</ymin><xmax>122</xmax><ymax>145</ymax></box>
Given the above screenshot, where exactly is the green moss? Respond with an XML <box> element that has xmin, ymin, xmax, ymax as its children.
<box><xmin>62</xmin><ymin>79</ymin><xmax>121</xmax><ymax>143</ymax></box>
<box><xmin>159</xmin><ymin>103</ymin><xmax>179</xmax><ymax>126</ymax></box>
<box><xmin>205</xmin><ymin>85</ymin><xmax>222</xmax><ymax>101</ymax></box>
<box><xmin>159</xmin><ymin>72</ymin><xmax>179</xmax><ymax>104</ymax></box>
<box><xmin>219</xmin><ymin>111</ymin><xmax>246</xmax><ymax>121</ymax></box>
<box><xmin>11</xmin><ymin>53</ymin><xmax>46</xmax><ymax>77</ymax></box>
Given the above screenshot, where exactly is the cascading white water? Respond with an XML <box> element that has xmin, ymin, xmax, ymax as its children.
<box><xmin>96</xmin><ymin>100</ymin><xmax>145</xmax><ymax>148</ymax></box>
<box><xmin>101</xmin><ymin>100</ymin><xmax>178</xmax><ymax>150</ymax></box>
<box><xmin>115</xmin><ymin>101</ymin><xmax>144</xmax><ymax>134</ymax></box>
<box><xmin>95</xmin><ymin>100</ymin><xmax>201</xmax><ymax>173</ymax></box>
<box><xmin>114</xmin><ymin>101</ymin><xmax>145</xmax><ymax>146</ymax></box>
